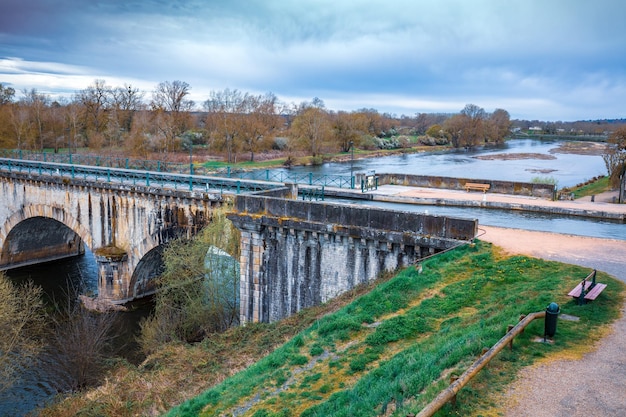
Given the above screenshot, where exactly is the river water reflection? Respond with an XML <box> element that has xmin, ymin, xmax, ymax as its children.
<box><xmin>272</xmin><ymin>139</ymin><xmax>607</xmax><ymax>188</ymax></box>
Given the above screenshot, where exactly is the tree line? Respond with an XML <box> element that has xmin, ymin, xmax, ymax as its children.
<box><xmin>1</xmin><ymin>80</ymin><xmax>623</xmax><ymax>164</ymax></box>
<box><xmin>0</xmin><ymin>80</ymin><xmax>515</xmax><ymax>162</ymax></box>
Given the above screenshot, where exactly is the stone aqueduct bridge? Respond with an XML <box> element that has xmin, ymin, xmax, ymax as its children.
<box><xmin>0</xmin><ymin>158</ymin><xmax>477</xmax><ymax>323</ymax></box>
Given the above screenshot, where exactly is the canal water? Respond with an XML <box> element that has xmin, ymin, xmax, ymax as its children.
<box><xmin>331</xmin><ymin>198</ymin><xmax>626</xmax><ymax>241</ymax></box>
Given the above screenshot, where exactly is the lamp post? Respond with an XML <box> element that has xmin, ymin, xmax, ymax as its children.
<box><xmin>66</xmin><ymin>128</ymin><xmax>72</xmax><ymax>164</ymax></box>
<box><xmin>184</xmin><ymin>135</ymin><xmax>193</xmax><ymax>175</ymax></box>
<box><xmin>349</xmin><ymin>141</ymin><xmax>354</xmax><ymax>188</ymax></box>
<box><xmin>189</xmin><ymin>143</ymin><xmax>193</xmax><ymax>175</ymax></box>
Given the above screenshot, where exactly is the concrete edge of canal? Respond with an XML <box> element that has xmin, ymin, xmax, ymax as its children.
<box><xmin>321</xmin><ymin>185</ymin><xmax>626</xmax><ymax>222</ymax></box>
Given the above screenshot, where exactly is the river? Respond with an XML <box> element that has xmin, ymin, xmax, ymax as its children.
<box><xmin>272</xmin><ymin>138</ymin><xmax>607</xmax><ymax>188</ymax></box>
<box><xmin>1</xmin><ymin>250</ymin><xmax>150</xmax><ymax>416</ymax></box>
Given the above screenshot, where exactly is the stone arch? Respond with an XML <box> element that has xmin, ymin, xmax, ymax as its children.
<box><xmin>1</xmin><ymin>203</ymin><xmax>94</xmax><ymax>248</ymax></box>
<box><xmin>126</xmin><ymin>229</ymin><xmax>176</xmax><ymax>300</ymax></box>
<box><xmin>128</xmin><ymin>244</ymin><xmax>165</xmax><ymax>300</ymax></box>
<box><xmin>0</xmin><ymin>204</ymin><xmax>94</xmax><ymax>268</ymax></box>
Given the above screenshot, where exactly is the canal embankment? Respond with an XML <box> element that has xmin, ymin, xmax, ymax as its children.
<box><xmin>321</xmin><ymin>184</ymin><xmax>626</xmax><ymax>221</ymax></box>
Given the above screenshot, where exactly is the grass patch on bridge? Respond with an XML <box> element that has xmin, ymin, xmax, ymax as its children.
<box><xmin>164</xmin><ymin>241</ymin><xmax>624</xmax><ymax>417</ymax></box>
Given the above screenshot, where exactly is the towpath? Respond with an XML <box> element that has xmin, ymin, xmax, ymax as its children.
<box><xmin>366</xmin><ymin>185</ymin><xmax>626</xmax><ymax>416</ymax></box>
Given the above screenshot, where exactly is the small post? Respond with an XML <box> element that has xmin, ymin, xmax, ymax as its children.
<box><xmin>449</xmin><ymin>375</ymin><xmax>459</xmax><ymax>406</ymax></box>
<box><xmin>507</xmin><ymin>325</ymin><xmax>515</xmax><ymax>350</ymax></box>
<box><xmin>350</xmin><ymin>140</ymin><xmax>354</xmax><ymax>188</ymax></box>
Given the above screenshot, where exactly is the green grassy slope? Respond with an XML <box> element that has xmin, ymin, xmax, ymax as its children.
<box><xmin>168</xmin><ymin>241</ymin><xmax>624</xmax><ymax>417</ymax></box>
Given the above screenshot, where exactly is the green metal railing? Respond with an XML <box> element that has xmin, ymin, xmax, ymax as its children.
<box><xmin>0</xmin><ymin>150</ymin><xmax>356</xmax><ymax>189</ymax></box>
<box><xmin>0</xmin><ymin>157</ymin><xmax>278</xmax><ymax>195</ymax></box>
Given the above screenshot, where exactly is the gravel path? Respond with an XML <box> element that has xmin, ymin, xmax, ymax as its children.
<box><xmin>479</xmin><ymin>225</ymin><xmax>626</xmax><ymax>417</ymax></box>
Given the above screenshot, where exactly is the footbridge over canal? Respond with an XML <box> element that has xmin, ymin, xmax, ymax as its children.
<box><xmin>0</xmin><ymin>158</ymin><xmax>477</xmax><ymax>322</ymax></box>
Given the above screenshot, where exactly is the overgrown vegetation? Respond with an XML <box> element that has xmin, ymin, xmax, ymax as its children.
<box><xmin>531</xmin><ymin>175</ymin><xmax>558</xmax><ymax>187</ymax></box>
<box><xmin>139</xmin><ymin>208</ymin><xmax>240</xmax><ymax>354</ymax></box>
<box><xmin>0</xmin><ymin>272</ymin><xmax>45</xmax><ymax>393</ymax></box>
<box><xmin>1</xmin><ymin>271</ymin><xmax>121</xmax><ymax>396</ymax></box>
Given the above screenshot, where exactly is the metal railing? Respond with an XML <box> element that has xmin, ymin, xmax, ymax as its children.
<box><xmin>0</xmin><ymin>150</ymin><xmax>356</xmax><ymax>189</ymax></box>
<box><xmin>416</xmin><ymin>311</ymin><xmax>547</xmax><ymax>417</ymax></box>
<box><xmin>0</xmin><ymin>158</ymin><xmax>280</xmax><ymax>195</ymax></box>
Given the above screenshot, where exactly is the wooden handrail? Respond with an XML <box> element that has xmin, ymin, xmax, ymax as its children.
<box><xmin>416</xmin><ymin>311</ymin><xmax>546</xmax><ymax>417</ymax></box>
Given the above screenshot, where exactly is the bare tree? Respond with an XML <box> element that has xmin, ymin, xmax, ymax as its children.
<box><xmin>203</xmin><ymin>88</ymin><xmax>248</xmax><ymax>163</ymax></box>
<box><xmin>21</xmin><ymin>88</ymin><xmax>50</xmax><ymax>150</ymax></box>
<box><xmin>460</xmin><ymin>103</ymin><xmax>487</xmax><ymax>148</ymax></box>
<box><xmin>603</xmin><ymin>126</ymin><xmax>626</xmax><ymax>188</ymax></box>
<box><xmin>76</xmin><ymin>79</ymin><xmax>111</xmax><ymax>142</ymax></box>
<box><xmin>332</xmin><ymin>111</ymin><xmax>369</xmax><ymax>152</ymax></box>
<box><xmin>290</xmin><ymin>101</ymin><xmax>332</xmax><ymax>158</ymax></box>
<box><xmin>7</xmin><ymin>102</ymin><xmax>31</xmax><ymax>149</ymax></box>
<box><xmin>0</xmin><ymin>83</ymin><xmax>15</xmax><ymax>105</ymax></box>
<box><xmin>46</xmin><ymin>307</ymin><xmax>120</xmax><ymax>391</ymax></box>
<box><xmin>63</xmin><ymin>99</ymin><xmax>82</xmax><ymax>151</ymax></box>
<box><xmin>151</xmin><ymin>81</ymin><xmax>194</xmax><ymax>152</ymax></box>
<box><xmin>111</xmin><ymin>84</ymin><xmax>144</xmax><ymax>134</ymax></box>
<box><xmin>0</xmin><ymin>273</ymin><xmax>45</xmax><ymax>393</ymax></box>
<box><xmin>240</xmin><ymin>92</ymin><xmax>280</xmax><ymax>162</ymax></box>
<box><xmin>152</xmin><ymin>80</ymin><xmax>193</xmax><ymax>113</ymax></box>
<box><xmin>485</xmin><ymin>108</ymin><xmax>511</xmax><ymax>144</ymax></box>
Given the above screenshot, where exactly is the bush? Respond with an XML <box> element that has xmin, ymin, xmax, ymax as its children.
<box><xmin>139</xmin><ymin>208</ymin><xmax>240</xmax><ymax>354</ymax></box>
<box><xmin>310</xmin><ymin>155</ymin><xmax>324</xmax><ymax>165</ymax></box>
<box><xmin>273</xmin><ymin>137</ymin><xmax>289</xmax><ymax>150</ymax></box>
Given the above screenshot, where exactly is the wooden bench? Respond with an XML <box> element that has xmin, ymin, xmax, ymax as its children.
<box><xmin>567</xmin><ymin>269</ymin><xmax>607</xmax><ymax>305</ymax></box>
<box><xmin>464</xmin><ymin>182</ymin><xmax>490</xmax><ymax>193</ymax></box>
<box><xmin>301</xmin><ymin>186</ymin><xmax>325</xmax><ymax>201</ymax></box>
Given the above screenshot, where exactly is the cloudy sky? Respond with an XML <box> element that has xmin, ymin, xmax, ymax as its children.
<box><xmin>1</xmin><ymin>0</ymin><xmax>624</xmax><ymax>121</ymax></box>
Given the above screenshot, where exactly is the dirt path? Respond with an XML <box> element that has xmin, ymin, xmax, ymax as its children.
<box><xmin>478</xmin><ymin>225</ymin><xmax>626</xmax><ymax>417</ymax></box>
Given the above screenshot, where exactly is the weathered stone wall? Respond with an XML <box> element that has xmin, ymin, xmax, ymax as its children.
<box><xmin>372</xmin><ymin>173</ymin><xmax>555</xmax><ymax>199</ymax></box>
<box><xmin>0</xmin><ymin>172</ymin><xmax>220</xmax><ymax>302</ymax></box>
<box><xmin>228</xmin><ymin>195</ymin><xmax>477</xmax><ymax>323</ymax></box>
